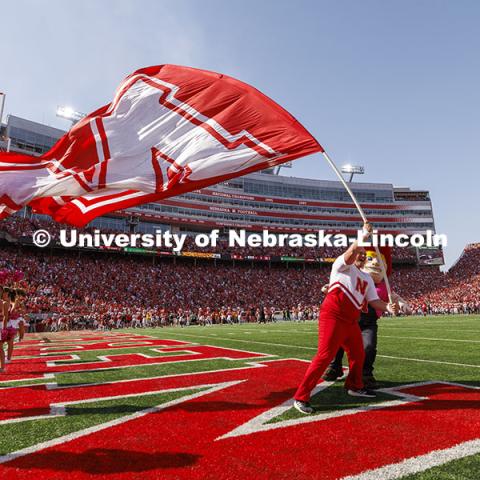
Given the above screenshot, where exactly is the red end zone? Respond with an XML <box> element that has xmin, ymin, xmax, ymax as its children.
<box><xmin>1</xmin><ymin>334</ymin><xmax>480</xmax><ymax>479</ymax></box>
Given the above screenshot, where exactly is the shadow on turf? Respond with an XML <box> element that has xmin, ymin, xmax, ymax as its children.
<box><xmin>10</xmin><ymin>449</ymin><xmax>200</xmax><ymax>473</ymax></box>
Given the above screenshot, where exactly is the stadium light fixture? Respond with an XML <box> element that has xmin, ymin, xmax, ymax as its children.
<box><xmin>0</xmin><ymin>92</ymin><xmax>6</xmax><ymax>125</ymax></box>
<box><xmin>341</xmin><ymin>164</ymin><xmax>365</xmax><ymax>182</ymax></box>
<box><xmin>56</xmin><ymin>105</ymin><xmax>86</xmax><ymax>124</ymax></box>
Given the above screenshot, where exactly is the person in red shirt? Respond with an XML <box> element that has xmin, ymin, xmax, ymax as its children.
<box><xmin>0</xmin><ymin>287</ymin><xmax>10</xmax><ymax>372</ymax></box>
<box><xmin>293</xmin><ymin>223</ymin><xmax>399</xmax><ymax>414</ymax></box>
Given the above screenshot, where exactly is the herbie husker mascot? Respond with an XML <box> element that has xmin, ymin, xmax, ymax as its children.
<box><xmin>322</xmin><ymin>247</ymin><xmax>411</xmax><ymax>389</ymax></box>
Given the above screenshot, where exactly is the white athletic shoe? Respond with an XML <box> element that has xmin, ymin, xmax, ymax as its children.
<box><xmin>293</xmin><ymin>400</ymin><xmax>314</xmax><ymax>414</ymax></box>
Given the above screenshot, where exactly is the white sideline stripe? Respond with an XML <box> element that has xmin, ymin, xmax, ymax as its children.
<box><xmin>164</xmin><ymin>332</ymin><xmax>480</xmax><ymax>368</ymax></box>
<box><xmin>379</xmin><ymin>326</ymin><xmax>480</xmax><ymax>333</ymax></box>
<box><xmin>341</xmin><ymin>439</ymin><xmax>480</xmax><ymax>480</ymax></box>
<box><xmin>0</xmin><ymin>381</ymin><xmax>242</xmax><ymax>464</ymax></box>
<box><xmin>205</xmin><ymin>329</ymin><xmax>480</xmax><ymax>344</ymax></box>
<box><xmin>197</xmin><ymin>322</ymin><xmax>480</xmax><ymax>333</ymax></box>
<box><xmin>379</xmin><ymin>335</ymin><xmax>480</xmax><ymax>344</ymax></box>
<box><xmin>378</xmin><ymin>355</ymin><xmax>480</xmax><ymax>368</ymax></box>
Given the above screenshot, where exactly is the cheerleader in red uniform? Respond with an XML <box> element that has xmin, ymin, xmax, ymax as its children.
<box><xmin>16</xmin><ymin>289</ymin><xmax>28</xmax><ymax>341</ymax></box>
<box><xmin>0</xmin><ymin>285</ymin><xmax>10</xmax><ymax>372</ymax></box>
<box><xmin>293</xmin><ymin>223</ymin><xmax>399</xmax><ymax>414</ymax></box>
<box><xmin>5</xmin><ymin>289</ymin><xmax>20</xmax><ymax>364</ymax></box>
<box><xmin>12</xmin><ymin>270</ymin><xmax>27</xmax><ymax>341</ymax></box>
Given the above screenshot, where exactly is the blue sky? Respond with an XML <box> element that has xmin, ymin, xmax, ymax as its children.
<box><xmin>1</xmin><ymin>0</ymin><xmax>479</xmax><ymax>267</ymax></box>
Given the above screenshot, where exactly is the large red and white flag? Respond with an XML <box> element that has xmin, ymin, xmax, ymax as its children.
<box><xmin>0</xmin><ymin>65</ymin><xmax>323</xmax><ymax>226</ymax></box>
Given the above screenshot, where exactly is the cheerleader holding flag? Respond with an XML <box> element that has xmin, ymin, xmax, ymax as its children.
<box><xmin>293</xmin><ymin>146</ymin><xmax>416</xmax><ymax>413</ymax></box>
<box><xmin>293</xmin><ymin>224</ymin><xmax>401</xmax><ymax>414</ymax></box>
<box><xmin>322</xmin><ymin>247</ymin><xmax>412</xmax><ymax>389</ymax></box>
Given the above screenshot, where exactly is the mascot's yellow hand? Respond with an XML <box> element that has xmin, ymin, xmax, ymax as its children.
<box><xmin>387</xmin><ymin>303</ymin><xmax>399</xmax><ymax>315</ymax></box>
<box><xmin>392</xmin><ymin>293</ymin><xmax>413</xmax><ymax>315</ymax></box>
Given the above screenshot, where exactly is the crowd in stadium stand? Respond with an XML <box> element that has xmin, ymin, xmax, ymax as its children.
<box><xmin>406</xmin><ymin>242</ymin><xmax>480</xmax><ymax>315</ymax></box>
<box><xmin>1</xmin><ymin>216</ymin><xmax>479</xmax><ymax>332</ymax></box>
<box><xmin>0</xmin><ymin>245</ymin><xmax>324</xmax><ymax>331</ymax></box>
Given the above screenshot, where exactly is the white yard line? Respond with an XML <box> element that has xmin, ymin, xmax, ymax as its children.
<box><xmin>379</xmin><ymin>335</ymin><xmax>480</xmax><ymax>344</ymax></box>
<box><xmin>163</xmin><ymin>332</ymin><xmax>480</xmax><ymax>368</ymax></box>
<box><xmin>379</xmin><ymin>326</ymin><xmax>480</xmax><ymax>334</ymax></box>
<box><xmin>187</xmin><ymin>326</ymin><xmax>480</xmax><ymax>343</ymax></box>
<box><xmin>341</xmin><ymin>439</ymin><xmax>480</xmax><ymax>480</ymax></box>
<box><xmin>202</xmin><ymin>328</ymin><xmax>480</xmax><ymax>344</ymax></box>
<box><xmin>378</xmin><ymin>355</ymin><xmax>480</xmax><ymax>368</ymax></box>
<box><xmin>194</xmin><ymin>323</ymin><xmax>480</xmax><ymax>336</ymax></box>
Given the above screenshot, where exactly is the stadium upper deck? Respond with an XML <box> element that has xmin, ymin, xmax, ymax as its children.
<box><xmin>0</xmin><ymin>114</ymin><xmax>435</xmax><ymax>237</ymax></box>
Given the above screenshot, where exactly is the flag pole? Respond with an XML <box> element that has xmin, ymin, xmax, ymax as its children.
<box><xmin>321</xmin><ymin>151</ymin><xmax>393</xmax><ymax>303</ymax></box>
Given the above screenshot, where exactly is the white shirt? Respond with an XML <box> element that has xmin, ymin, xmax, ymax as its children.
<box><xmin>328</xmin><ymin>254</ymin><xmax>379</xmax><ymax>310</ymax></box>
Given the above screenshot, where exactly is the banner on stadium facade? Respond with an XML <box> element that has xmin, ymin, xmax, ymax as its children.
<box><xmin>229</xmin><ymin>254</ymin><xmax>271</xmax><ymax>261</ymax></box>
<box><xmin>0</xmin><ymin>65</ymin><xmax>322</xmax><ymax>226</ymax></box>
<box><xmin>99</xmin><ymin>245</ymin><xmax>123</xmax><ymax>252</ymax></box>
<box><xmin>417</xmin><ymin>246</ymin><xmax>444</xmax><ymax>266</ymax></box>
<box><xmin>280</xmin><ymin>256</ymin><xmax>305</xmax><ymax>262</ymax></box>
<box><xmin>124</xmin><ymin>247</ymin><xmax>157</xmax><ymax>255</ymax></box>
<box><xmin>180</xmin><ymin>251</ymin><xmax>221</xmax><ymax>259</ymax></box>
<box><xmin>322</xmin><ymin>257</ymin><xmax>336</xmax><ymax>263</ymax></box>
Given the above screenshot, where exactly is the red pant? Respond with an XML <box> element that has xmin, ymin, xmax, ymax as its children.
<box><xmin>294</xmin><ymin>311</ymin><xmax>365</xmax><ymax>402</ymax></box>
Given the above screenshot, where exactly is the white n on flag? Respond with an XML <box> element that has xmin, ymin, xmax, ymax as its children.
<box><xmin>0</xmin><ymin>65</ymin><xmax>322</xmax><ymax>226</ymax></box>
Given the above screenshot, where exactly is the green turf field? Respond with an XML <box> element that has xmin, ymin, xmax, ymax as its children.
<box><xmin>141</xmin><ymin>314</ymin><xmax>480</xmax><ymax>479</ymax></box>
<box><xmin>1</xmin><ymin>314</ymin><xmax>479</xmax><ymax>479</ymax></box>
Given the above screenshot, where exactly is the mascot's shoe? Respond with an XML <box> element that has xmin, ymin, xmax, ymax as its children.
<box><xmin>346</xmin><ymin>388</ymin><xmax>376</xmax><ymax>398</ymax></box>
<box><xmin>363</xmin><ymin>375</ymin><xmax>379</xmax><ymax>390</ymax></box>
<box><xmin>322</xmin><ymin>368</ymin><xmax>343</xmax><ymax>382</ymax></box>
